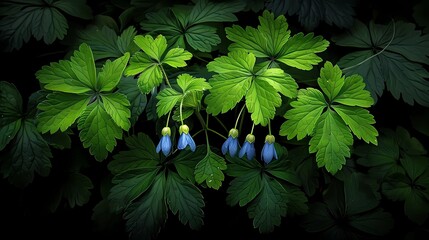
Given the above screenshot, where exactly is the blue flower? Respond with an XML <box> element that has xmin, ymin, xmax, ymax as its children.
<box><xmin>222</xmin><ymin>128</ymin><xmax>239</xmax><ymax>156</ymax></box>
<box><xmin>156</xmin><ymin>127</ymin><xmax>172</xmax><ymax>156</ymax></box>
<box><xmin>239</xmin><ymin>134</ymin><xmax>256</xmax><ymax>160</ymax></box>
<box><xmin>261</xmin><ymin>135</ymin><xmax>277</xmax><ymax>164</ymax></box>
<box><xmin>177</xmin><ymin>124</ymin><xmax>196</xmax><ymax>151</ymax></box>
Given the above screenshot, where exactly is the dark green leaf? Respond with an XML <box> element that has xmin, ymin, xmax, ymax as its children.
<box><xmin>61</xmin><ymin>172</ymin><xmax>94</xmax><ymax>208</ymax></box>
<box><xmin>118</xmin><ymin>77</ymin><xmax>147</xmax><ymax>125</ymax></box>
<box><xmin>166</xmin><ymin>171</ymin><xmax>204</xmax><ymax>230</ymax></box>
<box><xmin>226</xmin><ymin>168</ymin><xmax>263</xmax><ymax>207</ymax></box>
<box><xmin>348</xmin><ymin>209</ymin><xmax>394</xmax><ymax>236</ymax></box>
<box><xmin>194</xmin><ymin>149</ymin><xmax>227</xmax><ymax>190</ymax></box>
<box><xmin>172</xmin><ymin>145</ymin><xmax>205</xmax><ymax>183</ymax></box>
<box><xmin>52</xmin><ymin>0</ymin><xmax>92</xmax><ymax>20</ymax></box>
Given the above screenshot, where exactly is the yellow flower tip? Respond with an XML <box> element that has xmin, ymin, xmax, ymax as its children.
<box><xmin>245</xmin><ymin>134</ymin><xmax>255</xmax><ymax>143</ymax></box>
<box><xmin>179</xmin><ymin>124</ymin><xmax>190</xmax><ymax>134</ymax></box>
<box><xmin>161</xmin><ymin>127</ymin><xmax>171</xmax><ymax>136</ymax></box>
<box><xmin>229</xmin><ymin>128</ymin><xmax>239</xmax><ymax>138</ymax></box>
<box><xmin>265</xmin><ymin>134</ymin><xmax>275</xmax><ymax>144</ymax></box>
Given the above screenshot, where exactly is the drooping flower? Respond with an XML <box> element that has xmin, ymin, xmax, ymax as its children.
<box><xmin>177</xmin><ymin>124</ymin><xmax>196</xmax><ymax>151</ymax></box>
<box><xmin>156</xmin><ymin>127</ymin><xmax>172</xmax><ymax>156</ymax></box>
<box><xmin>239</xmin><ymin>134</ymin><xmax>256</xmax><ymax>160</ymax></box>
<box><xmin>222</xmin><ymin>128</ymin><xmax>239</xmax><ymax>156</ymax></box>
<box><xmin>261</xmin><ymin>134</ymin><xmax>277</xmax><ymax>164</ymax></box>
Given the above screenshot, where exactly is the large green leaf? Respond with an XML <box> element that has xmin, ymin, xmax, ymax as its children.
<box><xmin>98</xmin><ymin>52</ymin><xmax>130</xmax><ymax>92</ymax></box>
<box><xmin>109</xmin><ymin>167</ymin><xmax>159</xmax><ymax>212</ymax></box>
<box><xmin>109</xmin><ymin>133</ymin><xmax>159</xmax><ymax>175</ymax></box>
<box><xmin>166</xmin><ymin>171</ymin><xmax>205</xmax><ymax>230</ymax></box>
<box><xmin>172</xmin><ymin>145</ymin><xmax>205</xmax><ymax>183</ymax></box>
<box><xmin>333</xmin><ymin>20</ymin><xmax>429</xmax><ymax>106</ymax></box>
<box><xmin>52</xmin><ymin>0</ymin><xmax>92</xmax><ymax>20</ymax></box>
<box><xmin>140</xmin><ymin>0</ymin><xmax>244</xmax><ymax>52</ymax></box>
<box><xmin>280</xmin><ymin>61</ymin><xmax>377</xmax><ymax>174</ymax></box>
<box><xmin>226</xmin><ymin>10</ymin><xmax>329</xmax><ymax>69</ymax></box>
<box><xmin>155</xmin><ymin>88</ymin><xmax>182</xmax><ymax>117</ymax></box>
<box><xmin>247</xmin><ymin>175</ymin><xmax>288</xmax><ymax>233</ymax></box>
<box><xmin>206</xmin><ymin>50</ymin><xmax>298</xmax><ymax>126</ymax></box>
<box><xmin>0</xmin><ymin>81</ymin><xmax>22</xmax><ymax>150</ymax></box>
<box><xmin>124</xmin><ymin>172</ymin><xmax>168</xmax><ymax>240</ymax></box>
<box><xmin>77</xmin><ymin>103</ymin><xmax>123</xmax><ymax>161</ymax></box>
<box><xmin>226</xmin><ymin>168</ymin><xmax>263</xmax><ymax>207</ymax></box>
<box><xmin>101</xmin><ymin>93</ymin><xmax>131</xmax><ymax>131</ymax></box>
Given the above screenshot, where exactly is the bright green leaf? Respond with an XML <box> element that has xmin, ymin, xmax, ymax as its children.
<box><xmin>98</xmin><ymin>52</ymin><xmax>130</xmax><ymax>92</ymax></box>
<box><xmin>207</xmin><ymin>50</ymin><xmax>255</xmax><ymax>74</ymax></box>
<box><xmin>257</xmin><ymin>68</ymin><xmax>298</xmax><ymax>99</ymax></box>
<box><xmin>69</xmin><ymin>43</ymin><xmax>97</xmax><ymax>90</ymax></box>
<box><xmin>279</xmin><ymin>88</ymin><xmax>327</xmax><ymax>140</ymax></box>
<box><xmin>101</xmin><ymin>93</ymin><xmax>131</xmax><ymax>130</ymax></box>
<box><xmin>317</xmin><ymin>61</ymin><xmax>344</xmax><ymax>101</ymax></box>
<box><xmin>163</xmin><ymin>47</ymin><xmax>193</xmax><ymax>68</ymax></box>
<box><xmin>177</xmin><ymin>73</ymin><xmax>211</xmax><ymax>93</ymax></box>
<box><xmin>134</xmin><ymin>35</ymin><xmax>167</xmax><ymax>62</ymax></box>
<box><xmin>309</xmin><ymin>110</ymin><xmax>353</xmax><ymax>174</ymax></box>
<box><xmin>77</xmin><ymin>103</ymin><xmax>123</xmax><ymax>161</ymax></box>
<box><xmin>166</xmin><ymin>172</ymin><xmax>205</xmax><ymax>230</ymax></box>
<box><xmin>246</xmin><ymin>79</ymin><xmax>282</xmax><ymax>126</ymax></box>
<box><xmin>194</xmin><ymin>150</ymin><xmax>227</xmax><ymax>190</ymax></box>
<box><xmin>37</xmin><ymin>93</ymin><xmax>90</xmax><ymax>134</ymax></box>
<box><xmin>156</xmin><ymin>88</ymin><xmax>182</xmax><ymax>117</ymax></box>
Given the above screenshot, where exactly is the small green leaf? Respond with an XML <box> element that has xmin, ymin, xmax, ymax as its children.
<box><xmin>194</xmin><ymin>150</ymin><xmax>227</xmax><ymax>190</ymax></box>
<box><xmin>134</xmin><ymin>35</ymin><xmax>167</xmax><ymax>62</ymax></box>
<box><xmin>334</xmin><ymin>74</ymin><xmax>374</xmax><ymax>107</ymax></box>
<box><xmin>101</xmin><ymin>93</ymin><xmax>131</xmax><ymax>131</ymax></box>
<box><xmin>317</xmin><ymin>61</ymin><xmax>344</xmax><ymax>101</ymax></box>
<box><xmin>77</xmin><ymin>103</ymin><xmax>123</xmax><ymax>161</ymax></box>
<box><xmin>163</xmin><ymin>48</ymin><xmax>193</xmax><ymax>68</ymax></box>
<box><xmin>126</xmin><ymin>52</ymin><xmax>162</xmax><ymax>94</ymax></box>
<box><xmin>156</xmin><ymin>88</ymin><xmax>182</xmax><ymax>117</ymax></box>
<box><xmin>69</xmin><ymin>43</ymin><xmax>97</xmax><ymax>90</ymax></box>
<box><xmin>177</xmin><ymin>73</ymin><xmax>211</xmax><ymax>93</ymax></box>
<box><xmin>166</xmin><ymin>171</ymin><xmax>205</xmax><ymax>230</ymax></box>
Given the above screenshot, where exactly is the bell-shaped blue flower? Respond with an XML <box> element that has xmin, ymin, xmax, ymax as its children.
<box><xmin>177</xmin><ymin>124</ymin><xmax>196</xmax><ymax>151</ymax></box>
<box><xmin>261</xmin><ymin>135</ymin><xmax>277</xmax><ymax>164</ymax></box>
<box><xmin>239</xmin><ymin>134</ymin><xmax>256</xmax><ymax>160</ymax></box>
<box><xmin>222</xmin><ymin>128</ymin><xmax>239</xmax><ymax>156</ymax></box>
<box><xmin>156</xmin><ymin>127</ymin><xmax>172</xmax><ymax>156</ymax></box>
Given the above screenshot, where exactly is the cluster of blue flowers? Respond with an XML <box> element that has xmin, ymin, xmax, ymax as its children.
<box><xmin>156</xmin><ymin>126</ymin><xmax>277</xmax><ymax>164</ymax></box>
<box><xmin>221</xmin><ymin>128</ymin><xmax>278</xmax><ymax>164</ymax></box>
<box><xmin>156</xmin><ymin>124</ymin><xmax>196</xmax><ymax>156</ymax></box>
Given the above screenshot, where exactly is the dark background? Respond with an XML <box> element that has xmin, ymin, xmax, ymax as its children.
<box><xmin>1</xmin><ymin>0</ymin><xmax>428</xmax><ymax>239</ymax></box>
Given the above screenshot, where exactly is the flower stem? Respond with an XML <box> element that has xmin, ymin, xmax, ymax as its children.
<box><xmin>166</xmin><ymin>110</ymin><xmax>172</xmax><ymax>127</ymax></box>
<box><xmin>160</xmin><ymin>65</ymin><xmax>172</xmax><ymax>88</ymax></box>
<box><xmin>250</xmin><ymin>123</ymin><xmax>255</xmax><ymax>135</ymax></box>
<box><xmin>195</xmin><ymin>111</ymin><xmax>211</xmax><ymax>152</ymax></box>
<box><xmin>234</xmin><ymin>104</ymin><xmax>246</xmax><ymax>129</ymax></box>
<box><xmin>268</xmin><ymin>121</ymin><xmax>272</xmax><ymax>135</ymax></box>
<box><xmin>179</xmin><ymin>97</ymin><xmax>184</xmax><ymax>125</ymax></box>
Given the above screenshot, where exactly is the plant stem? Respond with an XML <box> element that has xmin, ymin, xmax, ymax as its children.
<box><xmin>160</xmin><ymin>65</ymin><xmax>172</xmax><ymax>88</ymax></box>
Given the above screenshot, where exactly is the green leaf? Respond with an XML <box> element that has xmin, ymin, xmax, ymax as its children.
<box><xmin>334</xmin><ymin>20</ymin><xmax>429</xmax><ymax>106</ymax></box>
<box><xmin>333</xmin><ymin>74</ymin><xmax>374</xmax><ymax>107</ymax></box>
<box><xmin>266</xmin><ymin>158</ymin><xmax>301</xmax><ymax>186</ymax></box>
<box><xmin>185</xmin><ymin>24</ymin><xmax>220</xmax><ymax>52</ymax></box>
<box><xmin>124</xmin><ymin>172</ymin><xmax>167</xmax><ymax>240</ymax></box>
<box><xmin>36</xmin><ymin>61</ymin><xmax>92</xmax><ymax>94</ymax></box>
<box><xmin>101</xmin><ymin>93</ymin><xmax>131</xmax><ymax>130</ymax></box>
<box><xmin>156</xmin><ymin>88</ymin><xmax>182</xmax><ymax>117</ymax></box>
<box><xmin>0</xmin><ymin>81</ymin><xmax>22</xmax><ymax>150</ymax></box>
<box><xmin>317</xmin><ymin>61</ymin><xmax>344</xmax><ymax>101</ymax></box>
<box><xmin>42</xmin><ymin>130</ymin><xmax>72</xmax><ymax>149</ymax></box>
<box><xmin>117</xmin><ymin>77</ymin><xmax>147</xmax><ymax>125</ymax></box>
<box><xmin>177</xmin><ymin>73</ymin><xmax>211</xmax><ymax>93</ymax></box>
<box><xmin>172</xmin><ymin>146</ymin><xmax>205</xmax><ymax>183</ymax></box>
<box><xmin>247</xmin><ymin>175</ymin><xmax>288</xmax><ymax>233</ymax></box>
<box><xmin>309</xmin><ymin>110</ymin><xmax>353</xmax><ymax>174</ymax></box>
<box><xmin>166</xmin><ymin>171</ymin><xmax>205</xmax><ymax>230</ymax></box>
<box><xmin>246</xmin><ymin>77</ymin><xmax>282</xmax><ymax>126</ymax></box>
<box><xmin>348</xmin><ymin>209</ymin><xmax>395</xmax><ymax>236</ymax></box>
<box><xmin>404</xmin><ymin>190</ymin><xmax>429</xmax><ymax>225</ymax></box>
<box><xmin>285</xmin><ymin>186</ymin><xmax>308</xmax><ymax>217</ymax></box>
<box><xmin>77</xmin><ymin>26</ymin><xmax>138</xmax><ymax>61</ymax></box>
<box><xmin>279</xmin><ymin>88</ymin><xmax>327</xmax><ymax>140</ymax></box>
<box><xmin>0</xmin><ymin>4</ymin><xmax>67</xmax><ymax>51</ymax></box>
<box><xmin>109</xmin><ymin>167</ymin><xmax>159</xmax><ymax>212</ymax></box>
<box><xmin>52</xmin><ymin>0</ymin><xmax>92</xmax><ymax>20</ymax></box>
<box><xmin>69</xmin><ymin>43</ymin><xmax>97</xmax><ymax>90</ymax></box>
<box><xmin>61</xmin><ymin>172</ymin><xmax>94</xmax><ymax>208</ymax></box>
<box><xmin>162</xmin><ymin>47</ymin><xmax>193</xmax><ymax>68</ymax></box>
<box><xmin>226</xmin><ymin>168</ymin><xmax>263</xmax><ymax>207</ymax></box>
<box><xmin>109</xmin><ymin>133</ymin><xmax>159</xmax><ymax>175</ymax></box>
<box><xmin>225</xmin><ymin>155</ymin><xmax>262</xmax><ymax>177</ymax></box>
<box><xmin>1</xmin><ymin>120</ymin><xmax>52</xmax><ymax>187</ymax></box>
<box><xmin>333</xmin><ymin>105</ymin><xmax>378</xmax><ymax>145</ymax></box>
<box><xmin>194</xmin><ymin>150</ymin><xmax>227</xmax><ymax>190</ymax></box>
<box><xmin>98</xmin><ymin>52</ymin><xmax>130</xmax><ymax>92</ymax></box>
<box><xmin>188</xmin><ymin>0</ymin><xmax>244</xmax><ymax>24</ymax></box>
<box><xmin>257</xmin><ymin>68</ymin><xmax>298</xmax><ymax>99</ymax></box>
<box><xmin>126</xmin><ymin>52</ymin><xmax>162</xmax><ymax>94</ymax></box>
<box><xmin>77</xmin><ymin>102</ymin><xmax>123</xmax><ymax>161</ymax></box>
<box><xmin>396</xmin><ymin>126</ymin><xmax>427</xmax><ymax>155</ymax></box>
<box><xmin>226</xmin><ymin>10</ymin><xmax>328</xmax><ymax>69</ymax></box>
<box><xmin>37</xmin><ymin>93</ymin><xmax>90</xmax><ymax>134</ymax></box>
<box><xmin>134</xmin><ymin>35</ymin><xmax>167</xmax><ymax>62</ymax></box>
<box><xmin>207</xmin><ymin>50</ymin><xmax>255</xmax><ymax>74</ymax></box>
